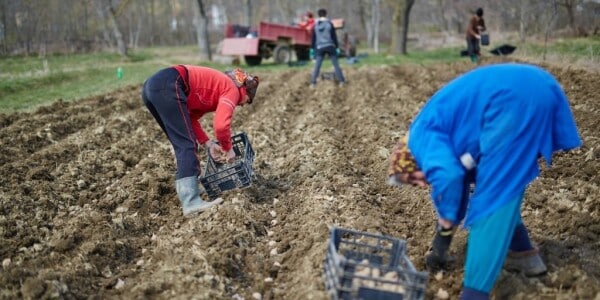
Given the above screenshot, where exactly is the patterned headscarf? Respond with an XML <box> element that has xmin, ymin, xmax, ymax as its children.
<box><xmin>388</xmin><ymin>135</ymin><xmax>420</xmax><ymax>177</ymax></box>
<box><xmin>224</xmin><ymin>68</ymin><xmax>260</xmax><ymax>103</ymax></box>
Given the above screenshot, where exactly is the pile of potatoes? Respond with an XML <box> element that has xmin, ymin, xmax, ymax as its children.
<box><xmin>351</xmin><ymin>259</ymin><xmax>406</xmax><ymax>294</ymax></box>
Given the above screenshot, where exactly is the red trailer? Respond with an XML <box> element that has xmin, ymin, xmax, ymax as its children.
<box><xmin>220</xmin><ymin>19</ymin><xmax>346</xmax><ymax>66</ymax></box>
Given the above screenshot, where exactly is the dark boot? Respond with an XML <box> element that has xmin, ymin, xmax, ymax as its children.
<box><xmin>425</xmin><ymin>224</ymin><xmax>456</xmax><ymax>271</ymax></box>
<box><xmin>504</xmin><ymin>223</ymin><xmax>547</xmax><ymax>276</ymax></box>
<box><xmin>504</xmin><ymin>247</ymin><xmax>547</xmax><ymax>277</ymax></box>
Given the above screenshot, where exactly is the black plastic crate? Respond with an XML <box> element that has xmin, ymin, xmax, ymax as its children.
<box><xmin>323</xmin><ymin>227</ymin><xmax>428</xmax><ymax>300</ymax></box>
<box><xmin>199</xmin><ymin>132</ymin><xmax>255</xmax><ymax>199</ymax></box>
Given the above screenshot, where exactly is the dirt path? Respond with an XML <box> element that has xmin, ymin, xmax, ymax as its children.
<box><xmin>1</xmin><ymin>58</ymin><xmax>599</xmax><ymax>299</ymax></box>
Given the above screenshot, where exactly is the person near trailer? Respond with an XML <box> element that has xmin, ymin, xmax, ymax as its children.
<box><xmin>298</xmin><ymin>11</ymin><xmax>315</xmax><ymax>31</ymax></box>
<box><xmin>142</xmin><ymin>65</ymin><xmax>259</xmax><ymax>217</ymax></box>
<box><xmin>309</xmin><ymin>8</ymin><xmax>346</xmax><ymax>88</ymax></box>
<box><xmin>466</xmin><ymin>7</ymin><xmax>486</xmax><ymax>63</ymax></box>
<box><xmin>388</xmin><ymin>63</ymin><xmax>581</xmax><ymax>299</ymax></box>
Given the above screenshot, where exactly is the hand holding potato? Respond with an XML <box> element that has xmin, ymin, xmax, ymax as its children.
<box><xmin>212</xmin><ymin>145</ymin><xmax>236</xmax><ymax>163</ymax></box>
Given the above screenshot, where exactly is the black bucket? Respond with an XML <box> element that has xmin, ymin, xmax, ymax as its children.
<box><xmin>480</xmin><ymin>32</ymin><xmax>490</xmax><ymax>46</ymax></box>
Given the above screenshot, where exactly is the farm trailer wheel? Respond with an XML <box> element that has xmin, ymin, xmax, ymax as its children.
<box><xmin>273</xmin><ymin>44</ymin><xmax>292</xmax><ymax>64</ymax></box>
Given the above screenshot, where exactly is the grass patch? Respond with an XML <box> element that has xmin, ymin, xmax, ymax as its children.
<box><xmin>1</xmin><ymin>37</ymin><xmax>597</xmax><ymax>113</ymax></box>
<box><xmin>513</xmin><ymin>37</ymin><xmax>600</xmax><ymax>65</ymax></box>
<box><xmin>0</xmin><ymin>52</ymin><xmax>126</xmax><ymax>75</ymax></box>
<box><xmin>524</xmin><ymin>37</ymin><xmax>600</xmax><ymax>56</ymax></box>
<box><xmin>0</xmin><ymin>62</ymin><xmax>164</xmax><ymax>112</ymax></box>
<box><xmin>362</xmin><ymin>46</ymin><xmax>465</xmax><ymax>65</ymax></box>
<box><xmin>0</xmin><ymin>49</ymin><xmax>182</xmax><ymax>113</ymax></box>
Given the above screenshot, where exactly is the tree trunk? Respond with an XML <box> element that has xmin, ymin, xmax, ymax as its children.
<box><xmin>150</xmin><ymin>0</ymin><xmax>156</xmax><ymax>45</ymax></box>
<box><xmin>195</xmin><ymin>0</ymin><xmax>212</xmax><ymax>61</ymax></box>
<box><xmin>389</xmin><ymin>1</ymin><xmax>399</xmax><ymax>54</ymax></box>
<box><xmin>435</xmin><ymin>0</ymin><xmax>448</xmax><ymax>32</ymax></box>
<box><xmin>94</xmin><ymin>0</ymin><xmax>128</xmax><ymax>56</ymax></box>
<box><xmin>107</xmin><ymin>4</ymin><xmax>127</xmax><ymax>56</ymax></box>
<box><xmin>98</xmin><ymin>11</ymin><xmax>113</xmax><ymax>50</ymax></box>
<box><xmin>389</xmin><ymin>0</ymin><xmax>413</xmax><ymax>55</ymax></box>
<box><xmin>131</xmin><ymin>1</ymin><xmax>142</xmax><ymax>49</ymax></box>
<box><xmin>519</xmin><ymin>0</ymin><xmax>529</xmax><ymax>42</ymax></box>
<box><xmin>559</xmin><ymin>0</ymin><xmax>578</xmax><ymax>34</ymax></box>
<box><xmin>358</xmin><ymin>0</ymin><xmax>373</xmax><ymax>50</ymax></box>
<box><xmin>371</xmin><ymin>0</ymin><xmax>381</xmax><ymax>53</ymax></box>
<box><xmin>0</xmin><ymin>1</ymin><xmax>7</xmax><ymax>55</ymax></box>
<box><xmin>543</xmin><ymin>0</ymin><xmax>559</xmax><ymax>61</ymax></box>
<box><xmin>400</xmin><ymin>0</ymin><xmax>414</xmax><ymax>54</ymax></box>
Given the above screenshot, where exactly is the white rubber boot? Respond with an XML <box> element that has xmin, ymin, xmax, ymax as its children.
<box><xmin>175</xmin><ymin>176</ymin><xmax>223</xmax><ymax>217</ymax></box>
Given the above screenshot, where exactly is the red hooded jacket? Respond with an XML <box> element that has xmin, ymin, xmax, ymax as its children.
<box><xmin>174</xmin><ymin>65</ymin><xmax>247</xmax><ymax>151</ymax></box>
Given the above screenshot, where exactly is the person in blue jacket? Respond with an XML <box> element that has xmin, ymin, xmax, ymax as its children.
<box><xmin>388</xmin><ymin>63</ymin><xmax>582</xmax><ymax>299</ymax></box>
<box><xmin>309</xmin><ymin>8</ymin><xmax>346</xmax><ymax>88</ymax></box>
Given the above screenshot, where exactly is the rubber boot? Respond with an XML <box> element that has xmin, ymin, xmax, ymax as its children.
<box><xmin>504</xmin><ymin>247</ymin><xmax>547</xmax><ymax>277</ymax></box>
<box><xmin>425</xmin><ymin>224</ymin><xmax>456</xmax><ymax>271</ymax></box>
<box><xmin>175</xmin><ymin>176</ymin><xmax>223</xmax><ymax>217</ymax></box>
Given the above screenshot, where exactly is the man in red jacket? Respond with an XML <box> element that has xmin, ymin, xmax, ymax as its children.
<box><xmin>142</xmin><ymin>65</ymin><xmax>259</xmax><ymax>217</ymax></box>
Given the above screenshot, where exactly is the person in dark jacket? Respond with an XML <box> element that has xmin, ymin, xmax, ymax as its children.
<box><xmin>310</xmin><ymin>8</ymin><xmax>346</xmax><ymax>88</ymax></box>
<box><xmin>466</xmin><ymin>7</ymin><xmax>486</xmax><ymax>63</ymax></box>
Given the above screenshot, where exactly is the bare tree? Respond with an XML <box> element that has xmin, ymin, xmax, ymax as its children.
<box><xmin>148</xmin><ymin>0</ymin><xmax>156</xmax><ymax>45</ymax></box>
<box><xmin>388</xmin><ymin>0</ymin><xmax>415</xmax><ymax>55</ymax></box>
<box><xmin>358</xmin><ymin>0</ymin><xmax>380</xmax><ymax>52</ymax></box>
<box><xmin>2</xmin><ymin>0</ymin><xmax>598</xmax><ymax>57</ymax></box>
<box><xmin>519</xmin><ymin>0</ymin><xmax>533</xmax><ymax>42</ymax></box>
<box><xmin>195</xmin><ymin>0</ymin><xmax>212</xmax><ymax>61</ymax></box>
<box><xmin>558</xmin><ymin>0</ymin><xmax>583</xmax><ymax>35</ymax></box>
<box><xmin>400</xmin><ymin>0</ymin><xmax>415</xmax><ymax>54</ymax></box>
<box><xmin>126</xmin><ymin>0</ymin><xmax>143</xmax><ymax>49</ymax></box>
<box><xmin>543</xmin><ymin>0</ymin><xmax>560</xmax><ymax>60</ymax></box>
<box><xmin>357</xmin><ymin>1</ymin><xmax>371</xmax><ymax>49</ymax></box>
<box><xmin>94</xmin><ymin>0</ymin><xmax>129</xmax><ymax>56</ymax></box>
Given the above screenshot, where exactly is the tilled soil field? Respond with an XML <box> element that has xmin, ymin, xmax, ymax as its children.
<box><xmin>1</xmin><ymin>58</ymin><xmax>599</xmax><ymax>300</ymax></box>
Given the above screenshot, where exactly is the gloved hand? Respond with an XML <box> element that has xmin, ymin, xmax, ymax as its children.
<box><xmin>336</xmin><ymin>48</ymin><xmax>341</xmax><ymax>56</ymax></box>
<box><xmin>309</xmin><ymin>48</ymin><xmax>315</xmax><ymax>59</ymax></box>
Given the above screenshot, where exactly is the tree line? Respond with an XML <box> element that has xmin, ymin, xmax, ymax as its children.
<box><xmin>0</xmin><ymin>0</ymin><xmax>597</xmax><ymax>58</ymax></box>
